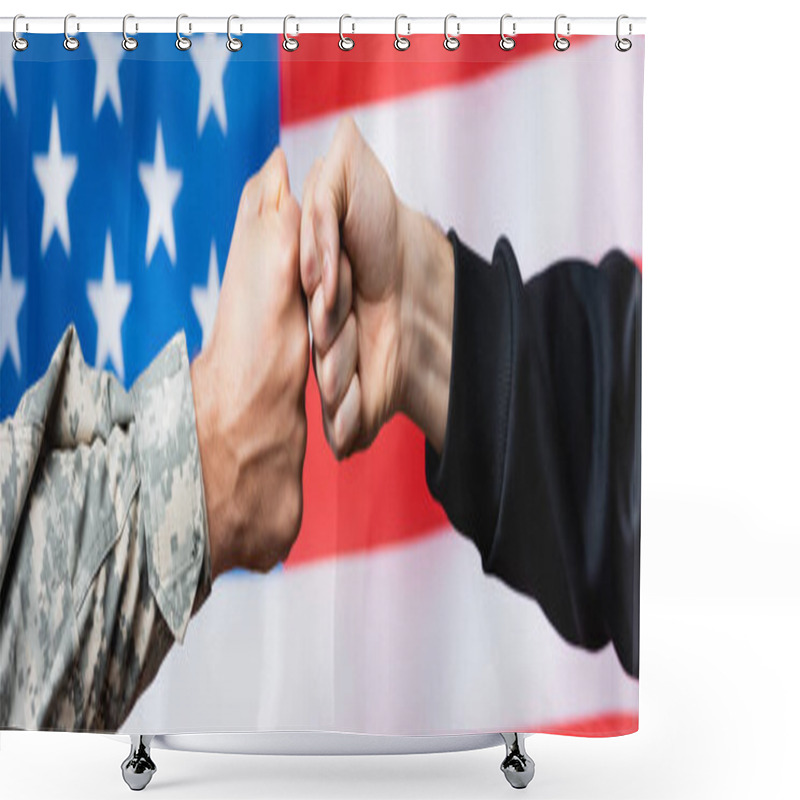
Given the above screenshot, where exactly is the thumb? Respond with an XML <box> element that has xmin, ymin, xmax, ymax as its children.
<box><xmin>313</xmin><ymin>166</ymin><xmax>346</xmax><ymax>313</ymax></box>
<box><xmin>314</xmin><ymin>118</ymin><xmax>360</xmax><ymax>312</ymax></box>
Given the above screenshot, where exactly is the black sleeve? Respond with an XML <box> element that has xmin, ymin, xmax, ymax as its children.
<box><xmin>425</xmin><ymin>230</ymin><xmax>641</xmax><ymax>678</ymax></box>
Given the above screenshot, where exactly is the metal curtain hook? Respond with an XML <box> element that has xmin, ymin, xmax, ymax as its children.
<box><xmin>394</xmin><ymin>14</ymin><xmax>410</xmax><ymax>51</ymax></box>
<box><xmin>176</xmin><ymin>13</ymin><xmax>191</xmax><ymax>50</ymax></box>
<box><xmin>283</xmin><ymin>15</ymin><xmax>299</xmax><ymax>52</ymax></box>
<box><xmin>500</xmin><ymin>13</ymin><xmax>516</xmax><ymax>51</ymax></box>
<box><xmin>554</xmin><ymin>14</ymin><xmax>570</xmax><ymax>51</ymax></box>
<box><xmin>339</xmin><ymin>14</ymin><xmax>354</xmax><ymax>50</ymax></box>
<box><xmin>444</xmin><ymin>13</ymin><xmax>460</xmax><ymax>51</ymax></box>
<box><xmin>616</xmin><ymin>14</ymin><xmax>632</xmax><ymax>51</ymax></box>
<box><xmin>122</xmin><ymin>14</ymin><xmax>138</xmax><ymax>51</ymax></box>
<box><xmin>227</xmin><ymin>15</ymin><xmax>242</xmax><ymax>51</ymax></box>
<box><xmin>12</xmin><ymin>14</ymin><xmax>28</xmax><ymax>52</ymax></box>
<box><xmin>64</xmin><ymin>13</ymin><xmax>79</xmax><ymax>50</ymax></box>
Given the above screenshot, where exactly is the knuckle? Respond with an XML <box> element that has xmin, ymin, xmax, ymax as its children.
<box><xmin>268</xmin><ymin>146</ymin><xmax>289</xmax><ymax>181</ymax></box>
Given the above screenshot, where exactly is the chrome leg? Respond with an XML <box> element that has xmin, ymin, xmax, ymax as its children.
<box><xmin>500</xmin><ymin>732</ymin><xmax>535</xmax><ymax>789</ymax></box>
<box><xmin>121</xmin><ymin>735</ymin><xmax>156</xmax><ymax>791</ymax></box>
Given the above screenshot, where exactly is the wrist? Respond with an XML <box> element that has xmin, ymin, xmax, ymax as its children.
<box><xmin>396</xmin><ymin>203</ymin><xmax>455</xmax><ymax>454</ymax></box>
<box><xmin>190</xmin><ymin>351</ymin><xmax>230</xmax><ymax>580</ymax></box>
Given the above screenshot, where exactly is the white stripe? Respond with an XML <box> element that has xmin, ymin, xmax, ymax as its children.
<box><xmin>123</xmin><ymin>529</ymin><xmax>637</xmax><ymax>734</ymax></box>
<box><xmin>282</xmin><ymin>37</ymin><xmax>644</xmax><ymax>279</ymax></box>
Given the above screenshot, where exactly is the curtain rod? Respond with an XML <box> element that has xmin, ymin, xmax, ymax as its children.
<box><xmin>0</xmin><ymin>16</ymin><xmax>646</xmax><ymax>36</ymax></box>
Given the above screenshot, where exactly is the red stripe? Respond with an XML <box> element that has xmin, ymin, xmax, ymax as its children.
<box><xmin>285</xmin><ymin>369</ymin><xmax>448</xmax><ymax>569</ymax></box>
<box><xmin>531</xmin><ymin>712</ymin><xmax>638</xmax><ymax>737</ymax></box>
<box><xmin>280</xmin><ymin>35</ymin><xmax>594</xmax><ymax>126</ymax></box>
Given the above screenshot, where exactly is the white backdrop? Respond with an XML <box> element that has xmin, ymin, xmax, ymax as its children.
<box><xmin>1</xmin><ymin>0</ymin><xmax>798</xmax><ymax>798</ymax></box>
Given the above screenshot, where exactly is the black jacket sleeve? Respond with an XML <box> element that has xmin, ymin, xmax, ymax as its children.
<box><xmin>426</xmin><ymin>230</ymin><xmax>641</xmax><ymax>678</ymax></box>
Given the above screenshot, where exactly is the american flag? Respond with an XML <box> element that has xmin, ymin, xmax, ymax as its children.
<box><xmin>0</xmin><ymin>32</ymin><xmax>278</xmax><ymax>413</ymax></box>
<box><xmin>1</xmin><ymin>31</ymin><xmax>642</xmax><ymax>737</ymax></box>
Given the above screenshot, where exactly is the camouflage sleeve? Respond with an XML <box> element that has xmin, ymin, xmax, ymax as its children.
<box><xmin>0</xmin><ymin>325</ymin><xmax>212</xmax><ymax>731</ymax></box>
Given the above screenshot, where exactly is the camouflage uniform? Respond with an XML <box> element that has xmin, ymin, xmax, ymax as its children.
<box><xmin>0</xmin><ymin>325</ymin><xmax>212</xmax><ymax>731</ymax></box>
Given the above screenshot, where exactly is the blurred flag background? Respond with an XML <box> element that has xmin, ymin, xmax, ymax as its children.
<box><xmin>0</xmin><ymin>32</ymin><xmax>642</xmax><ymax>736</ymax></box>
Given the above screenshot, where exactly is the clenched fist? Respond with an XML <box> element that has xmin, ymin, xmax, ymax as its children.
<box><xmin>300</xmin><ymin>116</ymin><xmax>455</xmax><ymax>460</ymax></box>
<box><xmin>191</xmin><ymin>148</ymin><xmax>309</xmax><ymax>578</ymax></box>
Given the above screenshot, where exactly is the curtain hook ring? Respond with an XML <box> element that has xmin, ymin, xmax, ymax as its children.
<box><xmin>394</xmin><ymin>14</ymin><xmax>410</xmax><ymax>51</ymax></box>
<box><xmin>64</xmin><ymin>13</ymin><xmax>79</xmax><ymax>51</ymax></box>
<box><xmin>554</xmin><ymin>14</ymin><xmax>570</xmax><ymax>51</ymax></box>
<box><xmin>616</xmin><ymin>14</ymin><xmax>632</xmax><ymax>51</ymax></box>
<box><xmin>500</xmin><ymin>13</ymin><xmax>516</xmax><ymax>51</ymax></box>
<box><xmin>339</xmin><ymin>14</ymin><xmax>354</xmax><ymax>51</ymax></box>
<box><xmin>227</xmin><ymin>14</ymin><xmax>243</xmax><ymax>51</ymax></box>
<box><xmin>122</xmin><ymin>14</ymin><xmax>138</xmax><ymax>51</ymax></box>
<box><xmin>283</xmin><ymin>15</ymin><xmax>299</xmax><ymax>52</ymax></box>
<box><xmin>12</xmin><ymin>14</ymin><xmax>28</xmax><ymax>52</ymax></box>
<box><xmin>176</xmin><ymin>13</ymin><xmax>191</xmax><ymax>50</ymax></box>
<box><xmin>444</xmin><ymin>13</ymin><xmax>460</xmax><ymax>51</ymax></box>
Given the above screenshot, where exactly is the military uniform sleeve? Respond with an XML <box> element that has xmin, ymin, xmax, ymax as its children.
<box><xmin>0</xmin><ymin>325</ymin><xmax>212</xmax><ymax>731</ymax></box>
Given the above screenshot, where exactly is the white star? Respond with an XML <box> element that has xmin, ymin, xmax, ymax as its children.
<box><xmin>191</xmin><ymin>241</ymin><xmax>222</xmax><ymax>349</ymax></box>
<box><xmin>0</xmin><ymin>38</ymin><xmax>17</xmax><ymax>114</ymax></box>
<box><xmin>138</xmin><ymin>122</ymin><xmax>182</xmax><ymax>266</ymax></box>
<box><xmin>0</xmin><ymin>230</ymin><xmax>26</xmax><ymax>376</ymax></box>
<box><xmin>87</xmin><ymin>33</ymin><xmax>123</xmax><ymax>122</ymax></box>
<box><xmin>33</xmin><ymin>105</ymin><xmax>78</xmax><ymax>257</ymax></box>
<box><xmin>190</xmin><ymin>34</ymin><xmax>230</xmax><ymax>136</ymax></box>
<box><xmin>87</xmin><ymin>231</ymin><xmax>131</xmax><ymax>381</ymax></box>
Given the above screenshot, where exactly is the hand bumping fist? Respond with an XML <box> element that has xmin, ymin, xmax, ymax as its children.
<box><xmin>300</xmin><ymin>116</ymin><xmax>455</xmax><ymax>460</ymax></box>
<box><xmin>191</xmin><ymin>148</ymin><xmax>309</xmax><ymax>578</ymax></box>
<box><xmin>189</xmin><ymin>122</ymin><xmax>455</xmax><ymax>577</ymax></box>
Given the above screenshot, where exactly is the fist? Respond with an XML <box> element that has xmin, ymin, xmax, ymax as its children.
<box><xmin>300</xmin><ymin>117</ymin><xmax>406</xmax><ymax>459</ymax></box>
<box><xmin>192</xmin><ymin>148</ymin><xmax>309</xmax><ymax>577</ymax></box>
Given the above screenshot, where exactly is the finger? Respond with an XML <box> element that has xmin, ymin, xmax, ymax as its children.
<box><xmin>300</xmin><ymin>158</ymin><xmax>324</xmax><ymax>298</ymax></box>
<box><xmin>239</xmin><ymin>146</ymin><xmax>290</xmax><ymax>224</ymax></box>
<box><xmin>317</xmin><ymin>312</ymin><xmax>358</xmax><ymax>416</ymax></box>
<box><xmin>309</xmin><ymin>248</ymin><xmax>352</xmax><ymax>356</ymax></box>
<box><xmin>314</xmin><ymin>350</ymin><xmax>337</xmax><ymax>450</ymax></box>
<box><xmin>312</xmin><ymin>351</ymin><xmax>361</xmax><ymax>461</ymax></box>
<box><xmin>329</xmin><ymin>372</ymin><xmax>362</xmax><ymax>459</ymax></box>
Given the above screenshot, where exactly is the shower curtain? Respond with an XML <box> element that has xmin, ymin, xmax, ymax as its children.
<box><xmin>0</xmin><ymin>28</ymin><xmax>643</xmax><ymax>738</ymax></box>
